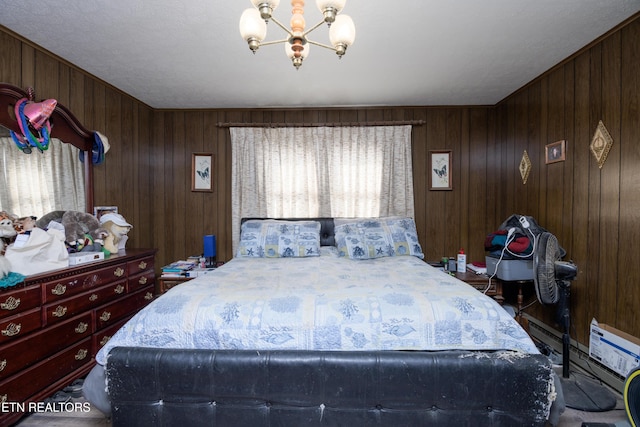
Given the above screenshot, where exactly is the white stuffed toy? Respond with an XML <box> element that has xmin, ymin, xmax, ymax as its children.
<box><xmin>99</xmin><ymin>213</ymin><xmax>133</xmax><ymax>253</ymax></box>
<box><xmin>0</xmin><ymin>211</ymin><xmax>17</xmax><ymax>243</ymax></box>
<box><xmin>0</xmin><ymin>240</ymin><xmax>11</xmax><ymax>279</ymax></box>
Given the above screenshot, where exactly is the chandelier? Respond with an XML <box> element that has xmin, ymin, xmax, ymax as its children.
<box><xmin>239</xmin><ymin>0</ymin><xmax>356</xmax><ymax>69</ymax></box>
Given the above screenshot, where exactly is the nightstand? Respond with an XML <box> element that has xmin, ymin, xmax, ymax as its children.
<box><xmin>454</xmin><ymin>270</ymin><xmax>504</xmax><ymax>304</ymax></box>
<box><xmin>157</xmin><ymin>276</ymin><xmax>194</xmax><ymax>294</ymax></box>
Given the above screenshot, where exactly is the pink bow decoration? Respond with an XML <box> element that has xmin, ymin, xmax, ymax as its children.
<box><xmin>21</xmin><ymin>98</ymin><xmax>57</xmax><ymax>130</ymax></box>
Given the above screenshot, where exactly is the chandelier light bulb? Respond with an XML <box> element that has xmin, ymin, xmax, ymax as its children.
<box><xmin>240</xmin><ymin>8</ymin><xmax>267</xmax><ymax>52</ymax></box>
<box><xmin>285</xmin><ymin>39</ymin><xmax>309</xmax><ymax>69</ymax></box>
<box><xmin>315</xmin><ymin>0</ymin><xmax>346</xmax><ymax>13</ymax></box>
<box><xmin>316</xmin><ymin>0</ymin><xmax>346</xmax><ymax>23</ymax></box>
<box><xmin>251</xmin><ymin>0</ymin><xmax>280</xmax><ymax>20</ymax></box>
<box><xmin>329</xmin><ymin>14</ymin><xmax>355</xmax><ymax>53</ymax></box>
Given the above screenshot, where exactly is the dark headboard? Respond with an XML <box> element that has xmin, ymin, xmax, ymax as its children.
<box><xmin>241</xmin><ymin>217</ymin><xmax>336</xmax><ymax>247</ymax></box>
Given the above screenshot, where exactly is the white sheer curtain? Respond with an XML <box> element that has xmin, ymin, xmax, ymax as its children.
<box><xmin>0</xmin><ymin>137</ymin><xmax>85</xmax><ymax>218</ymax></box>
<box><xmin>231</xmin><ymin>125</ymin><xmax>414</xmax><ymax>251</ymax></box>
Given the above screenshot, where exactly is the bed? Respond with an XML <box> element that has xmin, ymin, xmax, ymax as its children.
<box><xmin>84</xmin><ymin>217</ymin><xmax>564</xmax><ymax>426</ymax></box>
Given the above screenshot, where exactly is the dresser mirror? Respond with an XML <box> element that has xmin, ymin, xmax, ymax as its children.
<box><xmin>0</xmin><ymin>83</ymin><xmax>94</xmax><ymax>219</ymax></box>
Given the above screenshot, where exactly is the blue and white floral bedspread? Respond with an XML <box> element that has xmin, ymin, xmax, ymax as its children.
<box><xmin>96</xmin><ymin>251</ymin><xmax>538</xmax><ymax>365</ymax></box>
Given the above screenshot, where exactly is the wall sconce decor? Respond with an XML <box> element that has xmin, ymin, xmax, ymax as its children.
<box><xmin>590</xmin><ymin>120</ymin><xmax>613</xmax><ymax>169</ymax></box>
<box><xmin>519</xmin><ymin>150</ymin><xmax>531</xmax><ymax>184</ymax></box>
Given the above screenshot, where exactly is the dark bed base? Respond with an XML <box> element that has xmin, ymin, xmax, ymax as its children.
<box><xmin>106</xmin><ymin>347</ymin><xmax>558</xmax><ymax>427</ymax></box>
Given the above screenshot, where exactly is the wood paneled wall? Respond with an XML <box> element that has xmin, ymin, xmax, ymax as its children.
<box><xmin>148</xmin><ymin>106</ymin><xmax>503</xmax><ymax>270</ymax></box>
<box><xmin>1</xmin><ymin>14</ymin><xmax>639</xmax><ymax>347</ymax></box>
<box><xmin>494</xmin><ymin>17</ymin><xmax>640</xmax><ymax>344</ymax></box>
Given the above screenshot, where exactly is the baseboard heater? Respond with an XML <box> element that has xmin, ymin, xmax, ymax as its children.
<box><xmin>524</xmin><ymin>313</ymin><xmax>625</xmax><ymax>394</ymax></box>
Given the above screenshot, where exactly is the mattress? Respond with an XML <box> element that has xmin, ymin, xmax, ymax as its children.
<box><xmin>96</xmin><ymin>247</ymin><xmax>538</xmax><ymax>366</ymax></box>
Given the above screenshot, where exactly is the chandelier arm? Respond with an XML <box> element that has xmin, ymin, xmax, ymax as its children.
<box><xmin>302</xmin><ymin>19</ymin><xmax>327</xmax><ymax>38</ymax></box>
<box><xmin>268</xmin><ymin>15</ymin><xmax>295</xmax><ymax>37</ymax></box>
<box><xmin>305</xmin><ymin>39</ymin><xmax>336</xmax><ymax>52</ymax></box>
<box><xmin>260</xmin><ymin>38</ymin><xmax>291</xmax><ymax>47</ymax></box>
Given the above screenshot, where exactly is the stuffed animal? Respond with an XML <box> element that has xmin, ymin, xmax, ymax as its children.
<box><xmin>0</xmin><ymin>240</ymin><xmax>10</xmax><ymax>279</ymax></box>
<box><xmin>16</xmin><ymin>216</ymin><xmax>37</xmax><ymax>234</ymax></box>
<box><xmin>36</xmin><ymin>210</ymin><xmax>65</xmax><ymax>229</ymax></box>
<box><xmin>0</xmin><ymin>211</ymin><xmax>17</xmax><ymax>248</ymax></box>
<box><xmin>61</xmin><ymin>211</ymin><xmax>101</xmax><ymax>251</ymax></box>
<box><xmin>100</xmin><ymin>213</ymin><xmax>132</xmax><ymax>253</ymax></box>
<box><xmin>80</xmin><ymin>227</ymin><xmax>109</xmax><ymax>253</ymax></box>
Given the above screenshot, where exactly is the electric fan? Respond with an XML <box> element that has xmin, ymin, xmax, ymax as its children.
<box><xmin>625</xmin><ymin>366</ymin><xmax>640</xmax><ymax>426</ymax></box>
<box><xmin>533</xmin><ymin>232</ymin><xmax>617</xmax><ymax>411</ymax></box>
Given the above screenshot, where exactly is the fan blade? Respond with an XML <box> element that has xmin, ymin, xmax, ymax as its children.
<box><xmin>534</xmin><ymin>232</ymin><xmax>560</xmax><ymax>305</ymax></box>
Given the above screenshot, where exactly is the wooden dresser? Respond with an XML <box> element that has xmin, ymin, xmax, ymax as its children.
<box><xmin>0</xmin><ymin>248</ymin><xmax>156</xmax><ymax>426</ymax></box>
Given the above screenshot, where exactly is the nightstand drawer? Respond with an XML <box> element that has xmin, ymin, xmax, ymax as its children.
<box><xmin>158</xmin><ymin>276</ymin><xmax>193</xmax><ymax>294</ymax></box>
<box><xmin>454</xmin><ymin>271</ymin><xmax>503</xmax><ymax>303</ymax></box>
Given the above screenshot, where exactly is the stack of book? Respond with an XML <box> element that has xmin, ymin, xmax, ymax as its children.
<box><xmin>161</xmin><ymin>260</ymin><xmax>198</xmax><ymax>278</ymax></box>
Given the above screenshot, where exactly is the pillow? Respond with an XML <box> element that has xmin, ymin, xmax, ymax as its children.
<box><xmin>237</xmin><ymin>220</ymin><xmax>321</xmax><ymax>258</ymax></box>
<box><xmin>334</xmin><ymin>217</ymin><xmax>424</xmax><ymax>260</ymax></box>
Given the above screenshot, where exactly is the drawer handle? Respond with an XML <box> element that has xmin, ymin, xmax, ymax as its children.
<box><xmin>89</xmin><ymin>294</ymin><xmax>98</xmax><ymax>302</ymax></box>
<box><xmin>0</xmin><ymin>296</ymin><xmax>20</xmax><ymax>311</ymax></box>
<box><xmin>114</xmin><ymin>284</ymin><xmax>125</xmax><ymax>294</ymax></box>
<box><xmin>1</xmin><ymin>323</ymin><xmax>21</xmax><ymax>337</ymax></box>
<box><xmin>114</xmin><ymin>267</ymin><xmax>125</xmax><ymax>277</ymax></box>
<box><xmin>144</xmin><ymin>292</ymin><xmax>153</xmax><ymax>301</ymax></box>
<box><xmin>100</xmin><ymin>335</ymin><xmax>112</xmax><ymax>346</ymax></box>
<box><xmin>139</xmin><ymin>276</ymin><xmax>148</xmax><ymax>285</ymax></box>
<box><xmin>75</xmin><ymin>349</ymin><xmax>88</xmax><ymax>360</ymax></box>
<box><xmin>138</xmin><ymin>261</ymin><xmax>147</xmax><ymax>269</ymax></box>
<box><xmin>99</xmin><ymin>311</ymin><xmax>111</xmax><ymax>322</ymax></box>
<box><xmin>51</xmin><ymin>284</ymin><xmax>67</xmax><ymax>296</ymax></box>
<box><xmin>0</xmin><ymin>359</ymin><xmax>6</xmax><ymax>372</ymax></box>
<box><xmin>75</xmin><ymin>322</ymin><xmax>88</xmax><ymax>334</ymax></box>
<box><xmin>53</xmin><ymin>306</ymin><xmax>68</xmax><ymax>318</ymax></box>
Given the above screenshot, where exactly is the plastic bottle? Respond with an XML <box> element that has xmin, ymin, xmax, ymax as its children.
<box><xmin>457</xmin><ymin>249</ymin><xmax>467</xmax><ymax>273</ymax></box>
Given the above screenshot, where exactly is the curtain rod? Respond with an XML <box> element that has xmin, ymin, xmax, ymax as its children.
<box><xmin>216</xmin><ymin>120</ymin><xmax>425</xmax><ymax>128</ymax></box>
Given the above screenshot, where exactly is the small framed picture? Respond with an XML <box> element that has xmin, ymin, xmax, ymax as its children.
<box><xmin>430</xmin><ymin>150</ymin><xmax>452</xmax><ymax>190</ymax></box>
<box><xmin>94</xmin><ymin>206</ymin><xmax>118</xmax><ymax>219</ymax></box>
<box><xmin>545</xmin><ymin>140</ymin><xmax>566</xmax><ymax>164</ymax></box>
<box><xmin>192</xmin><ymin>153</ymin><xmax>213</xmax><ymax>192</ymax></box>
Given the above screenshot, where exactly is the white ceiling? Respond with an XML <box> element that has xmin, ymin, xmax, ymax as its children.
<box><xmin>1</xmin><ymin>1</ymin><xmax>639</xmax><ymax>109</ymax></box>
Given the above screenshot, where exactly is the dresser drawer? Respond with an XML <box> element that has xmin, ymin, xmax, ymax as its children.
<box><xmin>42</xmin><ymin>263</ymin><xmax>128</xmax><ymax>303</ymax></box>
<box><xmin>95</xmin><ymin>286</ymin><xmax>154</xmax><ymax>330</ymax></box>
<box><xmin>0</xmin><ymin>313</ymin><xmax>92</xmax><ymax>381</ymax></box>
<box><xmin>128</xmin><ymin>256</ymin><xmax>154</xmax><ymax>276</ymax></box>
<box><xmin>0</xmin><ymin>308</ymin><xmax>41</xmax><ymax>344</ymax></box>
<box><xmin>93</xmin><ymin>317</ymin><xmax>130</xmax><ymax>353</ymax></box>
<box><xmin>0</xmin><ymin>285</ymin><xmax>40</xmax><ymax>320</ymax></box>
<box><xmin>128</xmin><ymin>270</ymin><xmax>155</xmax><ymax>293</ymax></box>
<box><xmin>43</xmin><ymin>280</ymin><xmax>127</xmax><ymax>326</ymax></box>
<box><xmin>0</xmin><ymin>337</ymin><xmax>92</xmax><ymax>404</ymax></box>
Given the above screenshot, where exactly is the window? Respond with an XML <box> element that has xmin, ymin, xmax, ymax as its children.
<box><xmin>230</xmin><ymin>125</ymin><xmax>414</xmax><ymax>251</ymax></box>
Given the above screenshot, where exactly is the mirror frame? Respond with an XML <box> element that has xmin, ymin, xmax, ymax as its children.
<box><xmin>0</xmin><ymin>83</ymin><xmax>94</xmax><ymax>212</ymax></box>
